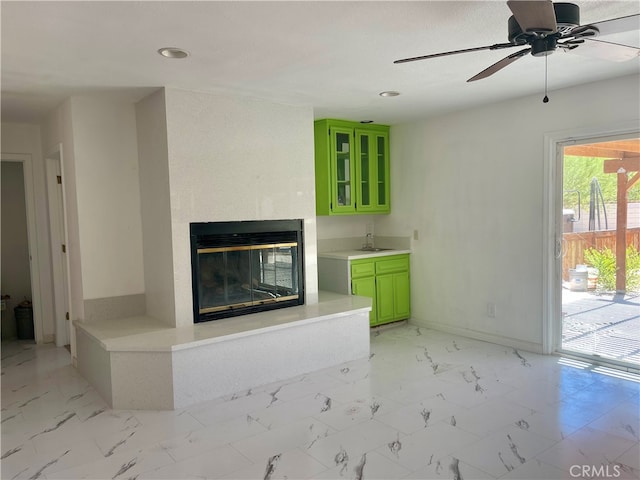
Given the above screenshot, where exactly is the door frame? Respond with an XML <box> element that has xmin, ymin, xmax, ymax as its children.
<box><xmin>45</xmin><ymin>144</ymin><xmax>72</xmax><ymax>346</ymax></box>
<box><xmin>542</xmin><ymin>121</ymin><xmax>640</xmax><ymax>355</ymax></box>
<box><xmin>1</xmin><ymin>153</ymin><xmax>44</xmax><ymax>343</ymax></box>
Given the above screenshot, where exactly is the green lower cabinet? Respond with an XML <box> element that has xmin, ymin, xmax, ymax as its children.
<box><xmin>351</xmin><ymin>276</ymin><xmax>377</xmax><ymax>326</ymax></box>
<box><xmin>351</xmin><ymin>254</ymin><xmax>410</xmax><ymax>327</ymax></box>
<box><xmin>375</xmin><ymin>274</ymin><xmax>395</xmax><ymax>323</ymax></box>
<box><xmin>393</xmin><ymin>272</ymin><xmax>411</xmax><ymax>319</ymax></box>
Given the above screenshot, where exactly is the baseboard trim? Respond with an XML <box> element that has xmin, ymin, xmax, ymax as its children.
<box><xmin>410</xmin><ymin>319</ymin><xmax>544</xmax><ymax>354</ymax></box>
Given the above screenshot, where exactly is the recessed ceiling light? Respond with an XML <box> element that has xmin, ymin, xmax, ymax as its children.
<box><xmin>379</xmin><ymin>91</ymin><xmax>400</xmax><ymax>97</ymax></box>
<box><xmin>158</xmin><ymin>47</ymin><xmax>190</xmax><ymax>59</ymax></box>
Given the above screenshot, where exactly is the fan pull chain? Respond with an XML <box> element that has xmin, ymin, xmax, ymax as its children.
<box><xmin>543</xmin><ymin>54</ymin><xmax>549</xmax><ymax>103</ymax></box>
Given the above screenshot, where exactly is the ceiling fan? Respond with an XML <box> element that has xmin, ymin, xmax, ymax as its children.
<box><xmin>394</xmin><ymin>1</ymin><xmax>640</xmax><ymax>82</ymax></box>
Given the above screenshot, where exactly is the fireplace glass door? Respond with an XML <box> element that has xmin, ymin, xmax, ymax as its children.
<box><xmin>190</xmin><ymin>220</ymin><xmax>304</xmax><ymax>322</ymax></box>
<box><xmin>197</xmin><ymin>243</ymin><xmax>299</xmax><ymax>314</ymax></box>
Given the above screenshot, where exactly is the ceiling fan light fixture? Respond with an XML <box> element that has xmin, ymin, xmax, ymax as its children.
<box><xmin>379</xmin><ymin>91</ymin><xmax>400</xmax><ymax>97</ymax></box>
<box><xmin>531</xmin><ymin>36</ymin><xmax>557</xmax><ymax>57</ymax></box>
<box><xmin>158</xmin><ymin>47</ymin><xmax>190</xmax><ymax>59</ymax></box>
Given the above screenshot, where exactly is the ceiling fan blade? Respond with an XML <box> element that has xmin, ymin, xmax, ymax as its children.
<box><xmin>394</xmin><ymin>43</ymin><xmax>515</xmax><ymax>64</ymax></box>
<box><xmin>573</xmin><ymin>38</ymin><xmax>640</xmax><ymax>62</ymax></box>
<box><xmin>467</xmin><ymin>48</ymin><xmax>531</xmax><ymax>82</ymax></box>
<box><xmin>507</xmin><ymin>0</ymin><xmax>557</xmax><ymax>34</ymax></box>
<box><xmin>588</xmin><ymin>13</ymin><xmax>640</xmax><ymax>37</ymax></box>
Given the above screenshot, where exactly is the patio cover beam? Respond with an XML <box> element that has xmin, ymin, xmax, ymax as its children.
<box><xmin>604</xmin><ymin>157</ymin><xmax>639</xmax><ymax>294</ymax></box>
<box><xmin>602</xmin><ymin>156</ymin><xmax>640</xmax><ymax>174</ymax></box>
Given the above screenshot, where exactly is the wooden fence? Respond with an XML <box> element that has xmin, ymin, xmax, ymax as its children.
<box><xmin>562</xmin><ymin>227</ymin><xmax>640</xmax><ymax>280</ymax></box>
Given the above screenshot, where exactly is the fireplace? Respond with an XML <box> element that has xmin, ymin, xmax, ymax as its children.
<box><xmin>190</xmin><ymin>220</ymin><xmax>304</xmax><ymax>323</ymax></box>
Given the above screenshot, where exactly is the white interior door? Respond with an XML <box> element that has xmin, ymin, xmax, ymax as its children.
<box><xmin>46</xmin><ymin>148</ymin><xmax>71</xmax><ymax>346</ymax></box>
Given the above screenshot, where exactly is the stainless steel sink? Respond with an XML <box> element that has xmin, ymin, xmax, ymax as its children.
<box><xmin>357</xmin><ymin>247</ymin><xmax>393</xmax><ymax>252</ymax></box>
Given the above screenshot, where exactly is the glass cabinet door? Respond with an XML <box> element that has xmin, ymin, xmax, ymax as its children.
<box><xmin>331</xmin><ymin>127</ymin><xmax>356</xmax><ymax>212</ymax></box>
<box><xmin>356</xmin><ymin>129</ymin><xmax>389</xmax><ymax>213</ymax></box>
<box><xmin>376</xmin><ymin>133</ymin><xmax>389</xmax><ymax>211</ymax></box>
<box><xmin>357</xmin><ymin>131</ymin><xmax>372</xmax><ymax>210</ymax></box>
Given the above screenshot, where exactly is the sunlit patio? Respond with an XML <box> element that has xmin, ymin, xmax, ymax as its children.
<box><xmin>562</xmin><ymin>289</ymin><xmax>640</xmax><ymax>369</ymax></box>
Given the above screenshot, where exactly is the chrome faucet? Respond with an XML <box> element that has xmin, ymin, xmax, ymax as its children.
<box><xmin>364</xmin><ymin>232</ymin><xmax>374</xmax><ymax>249</ymax></box>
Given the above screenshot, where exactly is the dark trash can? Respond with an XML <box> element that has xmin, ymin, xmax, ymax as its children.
<box><xmin>14</xmin><ymin>304</ymin><xmax>34</xmax><ymax>340</ymax></box>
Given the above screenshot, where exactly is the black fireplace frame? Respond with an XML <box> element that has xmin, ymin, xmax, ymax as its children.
<box><xmin>190</xmin><ymin>219</ymin><xmax>305</xmax><ymax>323</ymax></box>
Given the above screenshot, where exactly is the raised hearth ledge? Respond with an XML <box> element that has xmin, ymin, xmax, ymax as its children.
<box><xmin>75</xmin><ymin>292</ymin><xmax>370</xmax><ymax>352</ymax></box>
<box><xmin>74</xmin><ymin>291</ymin><xmax>372</xmax><ymax>410</ymax></box>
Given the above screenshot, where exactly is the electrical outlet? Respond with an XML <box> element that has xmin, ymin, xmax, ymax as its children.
<box><xmin>413</xmin><ymin>229</ymin><xmax>419</xmax><ymax>241</ymax></box>
<box><xmin>487</xmin><ymin>302</ymin><xmax>496</xmax><ymax>318</ymax></box>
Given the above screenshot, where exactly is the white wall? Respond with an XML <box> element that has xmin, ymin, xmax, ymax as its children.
<box><xmin>135</xmin><ymin>89</ymin><xmax>176</xmax><ymax>326</ymax></box>
<box><xmin>316</xmin><ymin>215</ymin><xmax>376</xmax><ymax>240</ymax></box>
<box><xmin>41</xmin><ymin>101</ymin><xmax>85</xmax><ymax>325</ymax></box>
<box><xmin>69</xmin><ymin>95</ymin><xmax>145</xmax><ymax>300</ymax></box>
<box><xmin>41</xmin><ymin>95</ymin><xmax>146</xmax><ymax>329</ymax></box>
<box><xmin>375</xmin><ymin>74</ymin><xmax>640</xmax><ymax>351</ymax></box>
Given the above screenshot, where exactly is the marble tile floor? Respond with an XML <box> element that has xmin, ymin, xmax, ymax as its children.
<box><xmin>2</xmin><ymin>324</ymin><xmax>639</xmax><ymax>480</ymax></box>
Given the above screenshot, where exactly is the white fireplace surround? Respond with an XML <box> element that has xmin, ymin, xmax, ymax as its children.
<box><xmin>133</xmin><ymin>88</ymin><xmax>320</xmax><ymax>328</ymax></box>
<box><xmin>73</xmin><ymin>88</ymin><xmax>373</xmax><ymax>409</ymax></box>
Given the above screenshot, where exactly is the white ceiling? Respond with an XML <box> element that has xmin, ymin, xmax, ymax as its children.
<box><xmin>2</xmin><ymin>1</ymin><xmax>639</xmax><ymax>125</ymax></box>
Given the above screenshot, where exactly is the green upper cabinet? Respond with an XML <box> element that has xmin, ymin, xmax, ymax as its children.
<box><xmin>314</xmin><ymin>119</ymin><xmax>390</xmax><ymax>215</ymax></box>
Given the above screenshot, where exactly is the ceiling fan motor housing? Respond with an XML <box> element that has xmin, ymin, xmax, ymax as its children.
<box><xmin>532</xmin><ymin>36</ymin><xmax>557</xmax><ymax>56</ymax></box>
<box><xmin>508</xmin><ymin>2</ymin><xmax>580</xmax><ymax>44</ymax></box>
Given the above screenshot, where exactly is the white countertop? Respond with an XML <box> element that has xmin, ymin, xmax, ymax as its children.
<box><xmin>74</xmin><ymin>291</ymin><xmax>371</xmax><ymax>352</ymax></box>
<box><xmin>317</xmin><ymin>249</ymin><xmax>411</xmax><ymax>260</ymax></box>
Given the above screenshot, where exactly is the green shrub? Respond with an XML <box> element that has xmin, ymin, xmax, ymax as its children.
<box><xmin>629</xmin><ymin>245</ymin><xmax>640</xmax><ymax>292</ymax></box>
<box><xmin>584</xmin><ymin>245</ymin><xmax>640</xmax><ymax>292</ymax></box>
